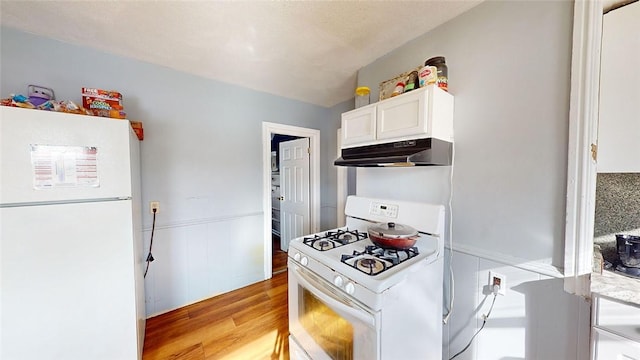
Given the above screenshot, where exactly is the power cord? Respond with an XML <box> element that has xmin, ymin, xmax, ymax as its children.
<box><xmin>449</xmin><ymin>284</ymin><xmax>500</xmax><ymax>360</ymax></box>
<box><xmin>143</xmin><ymin>208</ymin><xmax>157</xmax><ymax>278</ymax></box>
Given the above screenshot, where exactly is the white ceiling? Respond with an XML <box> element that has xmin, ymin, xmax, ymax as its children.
<box><xmin>0</xmin><ymin>1</ymin><xmax>483</xmax><ymax>107</ymax></box>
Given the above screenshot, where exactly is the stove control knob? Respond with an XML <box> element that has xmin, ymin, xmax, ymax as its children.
<box><xmin>333</xmin><ymin>275</ymin><xmax>344</xmax><ymax>287</ymax></box>
<box><xmin>345</xmin><ymin>282</ymin><xmax>355</xmax><ymax>295</ymax></box>
<box><xmin>293</xmin><ymin>253</ymin><xmax>301</xmax><ymax>262</ymax></box>
<box><xmin>301</xmin><ymin>256</ymin><xmax>309</xmax><ymax>266</ymax></box>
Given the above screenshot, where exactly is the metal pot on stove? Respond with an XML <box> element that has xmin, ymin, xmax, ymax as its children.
<box><xmin>367</xmin><ymin>222</ymin><xmax>419</xmax><ymax>250</ymax></box>
<box><xmin>616</xmin><ymin>234</ymin><xmax>640</xmax><ymax>268</ymax></box>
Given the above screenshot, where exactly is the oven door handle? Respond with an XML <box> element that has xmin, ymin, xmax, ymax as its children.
<box><xmin>291</xmin><ymin>265</ymin><xmax>376</xmax><ymax>328</ymax></box>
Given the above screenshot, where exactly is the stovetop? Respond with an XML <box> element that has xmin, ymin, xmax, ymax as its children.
<box><xmin>289</xmin><ymin>226</ymin><xmax>440</xmax><ymax>294</ymax></box>
<box><xmin>288</xmin><ymin>197</ymin><xmax>445</xmax><ymax>300</ymax></box>
<box><xmin>300</xmin><ymin>228</ymin><xmax>420</xmax><ymax>276</ymax></box>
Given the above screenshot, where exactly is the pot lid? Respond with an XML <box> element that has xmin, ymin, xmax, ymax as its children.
<box><xmin>368</xmin><ymin>222</ymin><xmax>418</xmax><ymax>238</ymax></box>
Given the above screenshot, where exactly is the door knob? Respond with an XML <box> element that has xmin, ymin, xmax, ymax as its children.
<box><xmin>278</xmin><ymin>196</ymin><xmax>284</xmax><ymax>201</ymax></box>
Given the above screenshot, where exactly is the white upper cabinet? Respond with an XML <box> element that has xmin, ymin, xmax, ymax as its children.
<box><xmin>597</xmin><ymin>2</ymin><xmax>640</xmax><ymax>173</ymax></box>
<box><xmin>341</xmin><ymin>104</ymin><xmax>377</xmax><ymax>147</ymax></box>
<box><xmin>377</xmin><ymin>88</ymin><xmax>425</xmax><ymax>141</ymax></box>
<box><xmin>341</xmin><ymin>85</ymin><xmax>453</xmax><ymax>148</ymax></box>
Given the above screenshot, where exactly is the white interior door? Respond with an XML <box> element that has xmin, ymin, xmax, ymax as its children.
<box><xmin>279</xmin><ymin>137</ymin><xmax>310</xmax><ymax>251</ymax></box>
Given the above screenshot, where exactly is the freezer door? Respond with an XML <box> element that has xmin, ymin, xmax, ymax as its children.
<box><xmin>0</xmin><ymin>106</ymin><xmax>134</xmax><ymax>204</ymax></box>
<box><xmin>0</xmin><ymin>200</ymin><xmax>140</xmax><ymax>360</ymax></box>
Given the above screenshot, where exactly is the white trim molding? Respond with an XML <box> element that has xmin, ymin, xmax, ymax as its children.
<box><xmin>142</xmin><ymin>211</ymin><xmax>263</xmax><ymax>232</ymax></box>
<box><xmin>564</xmin><ymin>0</ymin><xmax>602</xmax><ymax>297</ymax></box>
<box><xmin>451</xmin><ymin>243</ymin><xmax>564</xmax><ymax>279</ymax></box>
<box><xmin>262</xmin><ymin>122</ymin><xmax>321</xmax><ymax>279</ymax></box>
<box><xmin>336</xmin><ymin>128</ymin><xmax>347</xmax><ymax>228</ymax></box>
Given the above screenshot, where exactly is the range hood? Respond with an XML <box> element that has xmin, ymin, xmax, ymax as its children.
<box><xmin>334</xmin><ymin>138</ymin><xmax>452</xmax><ymax>167</ymax></box>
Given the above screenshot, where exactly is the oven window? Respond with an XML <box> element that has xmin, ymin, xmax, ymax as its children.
<box><xmin>300</xmin><ymin>288</ymin><xmax>354</xmax><ymax>360</ymax></box>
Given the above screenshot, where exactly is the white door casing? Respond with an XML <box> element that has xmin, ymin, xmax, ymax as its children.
<box><xmin>262</xmin><ymin>122</ymin><xmax>320</xmax><ymax>279</ymax></box>
<box><xmin>337</xmin><ymin>128</ymin><xmax>347</xmax><ymax>227</ymax></box>
<box><xmin>564</xmin><ymin>0</ymin><xmax>602</xmax><ymax>297</ymax></box>
<box><xmin>279</xmin><ymin>138</ymin><xmax>310</xmax><ymax>251</ymax></box>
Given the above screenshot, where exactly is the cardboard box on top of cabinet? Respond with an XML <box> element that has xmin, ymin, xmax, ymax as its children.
<box><xmin>81</xmin><ymin>87</ymin><xmax>126</xmax><ymax>119</ymax></box>
<box><xmin>130</xmin><ymin>121</ymin><xmax>144</xmax><ymax>141</ymax></box>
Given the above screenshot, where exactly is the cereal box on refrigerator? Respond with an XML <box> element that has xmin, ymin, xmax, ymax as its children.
<box><xmin>81</xmin><ymin>88</ymin><xmax>126</xmax><ymax>119</ymax></box>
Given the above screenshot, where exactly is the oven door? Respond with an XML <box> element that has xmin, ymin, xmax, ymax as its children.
<box><xmin>288</xmin><ymin>261</ymin><xmax>379</xmax><ymax>360</ymax></box>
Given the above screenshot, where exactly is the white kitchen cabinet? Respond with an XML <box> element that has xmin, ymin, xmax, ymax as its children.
<box><xmin>596</xmin><ymin>2</ymin><xmax>640</xmax><ymax>173</ymax></box>
<box><xmin>592</xmin><ymin>295</ymin><xmax>640</xmax><ymax>360</ymax></box>
<box><xmin>341</xmin><ymin>104</ymin><xmax>377</xmax><ymax>147</ymax></box>
<box><xmin>341</xmin><ymin>84</ymin><xmax>453</xmax><ymax>148</ymax></box>
<box><xmin>593</xmin><ymin>328</ymin><xmax>640</xmax><ymax>360</ymax></box>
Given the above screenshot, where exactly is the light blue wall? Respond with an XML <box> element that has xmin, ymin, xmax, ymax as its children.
<box><xmin>0</xmin><ymin>27</ymin><xmax>345</xmax><ymax>315</ymax></box>
<box><xmin>356</xmin><ymin>1</ymin><xmax>590</xmax><ymax>359</ymax></box>
<box><xmin>358</xmin><ymin>0</ymin><xmax>572</xmax><ymax>267</ymax></box>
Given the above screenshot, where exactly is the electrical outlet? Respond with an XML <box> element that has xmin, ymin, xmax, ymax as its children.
<box><xmin>149</xmin><ymin>201</ymin><xmax>160</xmax><ymax>214</ymax></box>
<box><xmin>489</xmin><ymin>271</ymin><xmax>506</xmax><ymax>295</ymax></box>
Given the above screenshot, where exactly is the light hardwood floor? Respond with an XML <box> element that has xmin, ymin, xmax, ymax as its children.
<box><xmin>272</xmin><ymin>234</ymin><xmax>287</xmax><ymax>274</ymax></box>
<box><xmin>143</xmin><ymin>270</ymin><xmax>289</xmax><ymax>359</ymax></box>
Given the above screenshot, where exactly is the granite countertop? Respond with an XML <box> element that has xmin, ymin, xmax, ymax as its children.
<box><xmin>591</xmin><ymin>270</ymin><xmax>640</xmax><ymax>306</ymax></box>
<box><xmin>590</xmin><ymin>173</ymin><xmax>640</xmax><ymax>305</ymax></box>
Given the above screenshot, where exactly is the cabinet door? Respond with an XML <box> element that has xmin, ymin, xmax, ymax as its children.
<box><xmin>596</xmin><ymin>296</ymin><xmax>640</xmax><ymax>342</ymax></box>
<box><xmin>596</xmin><ymin>2</ymin><xmax>640</xmax><ymax>172</ymax></box>
<box><xmin>341</xmin><ymin>105</ymin><xmax>376</xmax><ymax>147</ymax></box>
<box><xmin>593</xmin><ymin>328</ymin><xmax>640</xmax><ymax>360</ymax></box>
<box><xmin>376</xmin><ymin>88</ymin><xmax>427</xmax><ymax>142</ymax></box>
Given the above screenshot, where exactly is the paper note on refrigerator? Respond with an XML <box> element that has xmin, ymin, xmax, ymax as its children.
<box><xmin>30</xmin><ymin>145</ymin><xmax>99</xmax><ymax>189</ymax></box>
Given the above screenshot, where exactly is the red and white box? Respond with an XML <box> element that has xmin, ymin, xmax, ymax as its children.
<box><xmin>81</xmin><ymin>88</ymin><xmax>127</xmax><ymax>119</ymax></box>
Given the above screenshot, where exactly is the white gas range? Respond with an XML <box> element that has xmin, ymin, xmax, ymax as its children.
<box><xmin>287</xmin><ymin>196</ymin><xmax>445</xmax><ymax>360</ymax></box>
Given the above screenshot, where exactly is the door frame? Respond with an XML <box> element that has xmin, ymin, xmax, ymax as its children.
<box><xmin>564</xmin><ymin>0</ymin><xmax>602</xmax><ymax>297</ymax></box>
<box><xmin>262</xmin><ymin>122</ymin><xmax>320</xmax><ymax>279</ymax></box>
<box><xmin>336</xmin><ymin>128</ymin><xmax>347</xmax><ymax>227</ymax></box>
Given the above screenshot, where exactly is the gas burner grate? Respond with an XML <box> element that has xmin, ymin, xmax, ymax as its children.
<box><xmin>340</xmin><ymin>245</ymin><xmax>420</xmax><ymax>276</ymax></box>
<box><xmin>354</xmin><ymin>257</ymin><xmax>386</xmax><ymax>275</ymax></box>
<box><xmin>326</xmin><ymin>229</ymin><xmax>368</xmax><ymax>245</ymax></box>
<box><xmin>302</xmin><ymin>229</ymin><xmax>368</xmax><ymax>251</ymax></box>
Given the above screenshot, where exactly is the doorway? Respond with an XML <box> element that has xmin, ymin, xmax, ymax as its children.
<box><xmin>262</xmin><ymin>122</ymin><xmax>321</xmax><ymax>279</ymax></box>
<box><xmin>270</xmin><ymin>135</ymin><xmax>306</xmax><ymax>274</ymax></box>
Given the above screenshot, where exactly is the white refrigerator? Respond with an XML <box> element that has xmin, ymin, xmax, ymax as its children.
<box><xmin>0</xmin><ymin>106</ymin><xmax>146</xmax><ymax>359</ymax></box>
